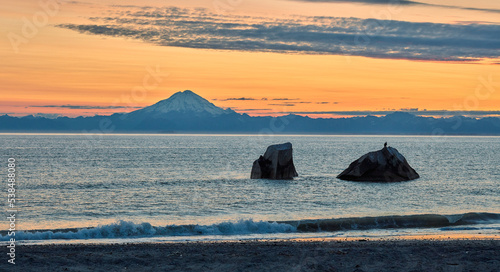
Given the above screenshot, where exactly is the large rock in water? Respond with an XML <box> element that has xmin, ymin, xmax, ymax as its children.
<box><xmin>251</xmin><ymin>143</ymin><xmax>298</xmax><ymax>180</ymax></box>
<box><xmin>337</xmin><ymin>145</ymin><xmax>419</xmax><ymax>182</ymax></box>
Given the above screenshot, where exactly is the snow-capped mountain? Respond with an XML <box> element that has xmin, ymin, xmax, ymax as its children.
<box><xmin>126</xmin><ymin>90</ymin><xmax>236</xmax><ymax>119</ymax></box>
<box><xmin>5</xmin><ymin>90</ymin><xmax>500</xmax><ymax>133</ymax></box>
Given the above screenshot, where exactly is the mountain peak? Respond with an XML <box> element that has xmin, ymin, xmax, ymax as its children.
<box><xmin>170</xmin><ymin>90</ymin><xmax>196</xmax><ymax>97</ymax></box>
<box><xmin>128</xmin><ymin>90</ymin><xmax>235</xmax><ymax>118</ymax></box>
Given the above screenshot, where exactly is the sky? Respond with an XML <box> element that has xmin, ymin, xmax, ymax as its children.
<box><xmin>1</xmin><ymin>0</ymin><xmax>499</xmax><ymax>118</ymax></box>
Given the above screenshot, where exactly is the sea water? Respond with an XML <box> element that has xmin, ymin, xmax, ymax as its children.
<box><xmin>0</xmin><ymin>134</ymin><xmax>499</xmax><ymax>244</ymax></box>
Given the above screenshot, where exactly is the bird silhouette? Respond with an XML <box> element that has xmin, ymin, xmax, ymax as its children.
<box><xmin>384</xmin><ymin>142</ymin><xmax>387</xmax><ymax>148</ymax></box>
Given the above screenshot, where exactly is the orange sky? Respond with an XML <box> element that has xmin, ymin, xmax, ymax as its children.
<box><xmin>1</xmin><ymin>0</ymin><xmax>499</xmax><ymax>118</ymax></box>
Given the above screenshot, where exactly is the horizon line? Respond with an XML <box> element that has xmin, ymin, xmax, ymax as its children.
<box><xmin>3</xmin><ymin>110</ymin><xmax>500</xmax><ymax>119</ymax></box>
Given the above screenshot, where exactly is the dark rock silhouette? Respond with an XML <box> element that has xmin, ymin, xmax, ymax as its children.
<box><xmin>337</xmin><ymin>144</ymin><xmax>419</xmax><ymax>182</ymax></box>
<box><xmin>251</xmin><ymin>142</ymin><xmax>298</xmax><ymax>180</ymax></box>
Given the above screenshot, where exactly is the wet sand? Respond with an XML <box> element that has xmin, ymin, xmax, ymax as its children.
<box><xmin>2</xmin><ymin>238</ymin><xmax>499</xmax><ymax>271</ymax></box>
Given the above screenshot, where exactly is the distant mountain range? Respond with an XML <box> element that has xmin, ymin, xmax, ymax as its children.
<box><xmin>2</xmin><ymin>90</ymin><xmax>500</xmax><ymax>135</ymax></box>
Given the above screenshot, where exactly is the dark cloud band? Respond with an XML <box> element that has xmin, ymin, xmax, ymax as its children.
<box><xmin>292</xmin><ymin>0</ymin><xmax>500</xmax><ymax>13</ymax></box>
<box><xmin>220</xmin><ymin>97</ymin><xmax>258</xmax><ymax>101</ymax></box>
<box><xmin>58</xmin><ymin>6</ymin><xmax>500</xmax><ymax>63</ymax></box>
<box><xmin>30</xmin><ymin>105</ymin><xmax>142</xmax><ymax>110</ymax></box>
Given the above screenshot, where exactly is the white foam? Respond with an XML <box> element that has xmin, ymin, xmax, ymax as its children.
<box><xmin>0</xmin><ymin>219</ymin><xmax>296</xmax><ymax>241</ymax></box>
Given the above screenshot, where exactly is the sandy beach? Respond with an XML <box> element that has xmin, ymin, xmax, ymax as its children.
<box><xmin>2</xmin><ymin>238</ymin><xmax>498</xmax><ymax>272</ymax></box>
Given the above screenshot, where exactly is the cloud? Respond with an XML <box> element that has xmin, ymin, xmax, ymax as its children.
<box><xmin>269</xmin><ymin>103</ymin><xmax>296</xmax><ymax>107</ymax></box>
<box><xmin>292</xmin><ymin>0</ymin><xmax>419</xmax><ymax>5</ymax></box>
<box><xmin>461</xmin><ymin>7</ymin><xmax>500</xmax><ymax>14</ymax></box>
<box><xmin>287</xmin><ymin>110</ymin><xmax>500</xmax><ymax>116</ymax></box>
<box><xmin>454</xmin><ymin>21</ymin><xmax>500</xmax><ymax>25</ymax></box>
<box><xmin>292</xmin><ymin>0</ymin><xmax>500</xmax><ymax>13</ymax></box>
<box><xmin>58</xmin><ymin>6</ymin><xmax>500</xmax><ymax>63</ymax></box>
<box><xmin>210</xmin><ymin>97</ymin><xmax>305</xmax><ymax>102</ymax></box>
<box><xmin>30</xmin><ymin>105</ymin><xmax>142</xmax><ymax>110</ymax></box>
<box><xmin>220</xmin><ymin>97</ymin><xmax>259</xmax><ymax>101</ymax></box>
<box><xmin>315</xmin><ymin>101</ymin><xmax>339</xmax><ymax>104</ymax></box>
<box><xmin>65</xmin><ymin>1</ymin><xmax>93</xmax><ymax>5</ymax></box>
<box><xmin>217</xmin><ymin>97</ymin><xmax>269</xmax><ymax>101</ymax></box>
<box><xmin>234</xmin><ymin>108</ymin><xmax>273</xmax><ymax>111</ymax></box>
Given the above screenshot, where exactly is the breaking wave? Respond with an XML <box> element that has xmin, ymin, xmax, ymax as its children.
<box><xmin>2</xmin><ymin>212</ymin><xmax>498</xmax><ymax>241</ymax></box>
<box><xmin>1</xmin><ymin>219</ymin><xmax>296</xmax><ymax>241</ymax></box>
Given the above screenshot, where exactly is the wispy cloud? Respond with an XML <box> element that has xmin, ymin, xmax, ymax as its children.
<box><xmin>292</xmin><ymin>0</ymin><xmax>419</xmax><ymax>5</ymax></box>
<box><xmin>220</xmin><ymin>97</ymin><xmax>259</xmax><ymax>101</ymax></box>
<box><xmin>269</xmin><ymin>103</ymin><xmax>297</xmax><ymax>107</ymax></box>
<box><xmin>316</xmin><ymin>101</ymin><xmax>338</xmax><ymax>104</ymax></box>
<box><xmin>292</xmin><ymin>0</ymin><xmax>500</xmax><ymax>13</ymax></box>
<box><xmin>57</xmin><ymin>6</ymin><xmax>500</xmax><ymax>63</ymax></box>
<box><xmin>234</xmin><ymin>108</ymin><xmax>273</xmax><ymax>111</ymax></box>
<box><xmin>287</xmin><ymin>110</ymin><xmax>500</xmax><ymax>116</ymax></box>
<box><xmin>30</xmin><ymin>105</ymin><xmax>142</xmax><ymax>110</ymax></box>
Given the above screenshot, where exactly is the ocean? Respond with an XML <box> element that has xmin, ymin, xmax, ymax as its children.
<box><xmin>1</xmin><ymin>134</ymin><xmax>499</xmax><ymax>244</ymax></box>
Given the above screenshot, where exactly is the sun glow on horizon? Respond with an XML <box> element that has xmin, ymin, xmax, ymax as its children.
<box><xmin>1</xmin><ymin>1</ymin><xmax>499</xmax><ymax>118</ymax></box>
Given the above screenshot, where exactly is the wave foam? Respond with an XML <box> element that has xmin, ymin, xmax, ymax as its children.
<box><xmin>1</xmin><ymin>219</ymin><xmax>296</xmax><ymax>241</ymax></box>
<box><xmin>2</xmin><ymin>212</ymin><xmax>498</xmax><ymax>241</ymax></box>
<box><xmin>286</xmin><ymin>212</ymin><xmax>500</xmax><ymax>232</ymax></box>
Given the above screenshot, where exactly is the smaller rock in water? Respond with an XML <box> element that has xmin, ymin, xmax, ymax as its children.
<box><xmin>251</xmin><ymin>142</ymin><xmax>298</xmax><ymax>180</ymax></box>
<box><xmin>337</xmin><ymin>144</ymin><xmax>419</xmax><ymax>182</ymax></box>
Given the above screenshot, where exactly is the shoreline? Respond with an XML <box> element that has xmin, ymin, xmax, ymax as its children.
<box><xmin>3</xmin><ymin>237</ymin><xmax>498</xmax><ymax>271</ymax></box>
<box><xmin>4</xmin><ymin>231</ymin><xmax>499</xmax><ymax>247</ymax></box>
<box><xmin>5</xmin><ymin>211</ymin><xmax>499</xmax><ymax>245</ymax></box>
